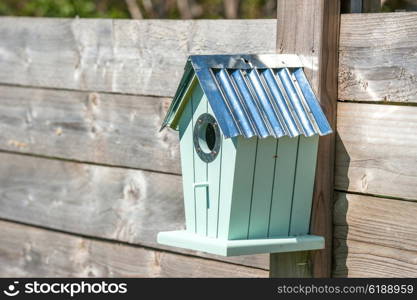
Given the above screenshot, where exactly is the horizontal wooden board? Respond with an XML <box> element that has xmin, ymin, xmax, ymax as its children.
<box><xmin>0</xmin><ymin>220</ymin><xmax>267</xmax><ymax>277</ymax></box>
<box><xmin>333</xmin><ymin>192</ymin><xmax>417</xmax><ymax>277</ymax></box>
<box><xmin>339</xmin><ymin>12</ymin><xmax>417</xmax><ymax>102</ymax></box>
<box><xmin>0</xmin><ymin>85</ymin><xmax>180</xmax><ymax>174</ymax></box>
<box><xmin>0</xmin><ymin>152</ymin><xmax>268</xmax><ymax>269</ymax></box>
<box><xmin>335</xmin><ymin>102</ymin><xmax>417</xmax><ymax>200</ymax></box>
<box><xmin>0</xmin><ymin>17</ymin><xmax>276</xmax><ymax>97</ymax></box>
<box><xmin>334</xmin><ymin>192</ymin><xmax>417</xmax><ymax>252</ymax></box>
<box><xmin>333</xmin><ymin>238</ymin><xmax>417</xmax><ymax>277</ymax></box>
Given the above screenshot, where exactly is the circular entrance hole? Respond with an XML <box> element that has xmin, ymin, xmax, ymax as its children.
<box><xmin>193</xmin><ymin>113</ymin><xmax>221</xmax><ymax>163</ymax></box>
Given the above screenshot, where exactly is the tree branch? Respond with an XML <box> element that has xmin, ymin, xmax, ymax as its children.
<box><xmin>224</xmin><ymin>0</ymin><xmax>240</xmax><ymax>18</ymax></box>
<box><xmin>177</xmin><ymin>0</ymin><xmax>193</xmax><ymax>19</ymax></box>
<box><xmin>125</xmin><ymin>0</ymin><xmax>143</xmax><ymax>19</ymax></box>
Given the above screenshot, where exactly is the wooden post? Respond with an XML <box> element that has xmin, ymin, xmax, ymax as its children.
<box><xmin>270</xmin><ymin>0</ymin><xmax>340</xmax><ymax>278</ymax></box>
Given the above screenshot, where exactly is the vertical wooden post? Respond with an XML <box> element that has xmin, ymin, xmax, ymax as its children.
<box><xmin>270</xmin><ymin>0</ymin><xmax>340</xmax><ymax>278</ymax></box>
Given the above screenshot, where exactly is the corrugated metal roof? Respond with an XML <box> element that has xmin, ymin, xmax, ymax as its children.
<box><xmin>161</xmin><ymin>54</ymin><xmax>332</xmax><ymax>139</ymax></box>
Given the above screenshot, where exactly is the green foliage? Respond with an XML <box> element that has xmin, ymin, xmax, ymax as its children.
<box><xmin>0</xmin><ymin>0</ymin><xmax>129</xmax><ymax>18</ymax></box>
<box><xmin>0</xmin><ymin>0</ymin><xmax>276</xmax><ymax>19</ymax></box>
<box><xmin>23</xmin><ymin>0</ymin><xmax>90</xmax><ymax>17</ymax></box>
<box><xmin>198</xmin><ymin>0</ymin><xmax>224</xmax><ymax>19</ymax></box>
<box><xmin>2</xmin><ymin>0</ymin><xmax>417</xmax><ymax>19</ymax></box>
<box><xmin>381</xmin><ymin>0</ymin><xmax>417</xmax><ymax>12</ymax></box>
<box><xmin>241</xmin><ymin>0</ymin><xmax>269</xmax><ymax>18</ymax></box>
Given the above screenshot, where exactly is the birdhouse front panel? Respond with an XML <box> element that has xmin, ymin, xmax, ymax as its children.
<box><xmin>158</xmin><ymin>54</ymin><xmax>332</xmax><ymax>256</ymax></box>
<box><xmin>178</xmin><ymin>83</ymin><xmax>223</xmax><ymax>238</ymax></box>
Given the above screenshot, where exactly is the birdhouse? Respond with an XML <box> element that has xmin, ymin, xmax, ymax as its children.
<box><xmin>157</xmin><ymin>54</ymin><xmax>332</xmax><ymax>256</ymax></box>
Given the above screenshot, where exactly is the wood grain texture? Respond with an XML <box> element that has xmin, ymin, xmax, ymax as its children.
<box><xmin>0</xmin><ymin>220</ymin><xmax>268</xmax><ymax>277</ymax></box>
<box><xmin>333</xmin><ymin>239</ymin><xmax>417</xmax><ymax>277</ymax></box>
<box><xmin>0</xmin><ymin>17</ymin><xmax>276</xmax><ymax>97</ymax></box>
<box><xmin>335</xmin><ymin>102</ymin><xmax>417</xmax><ymax>200</ymax></box>
<box><xmin>334</xmin><ymin>192</ymin><xmax>417</xmax><ymax>277</ymax></box>
<box><xmin>0</xmin><ymin>152</ymin><xmax>268</xmax><ymax>269</ymax></box>
<box><xmin>339</xmin><ymin>12</ymin><xmax>417</xmax><ymax>102</ymax></box>
<box><xmin>0</xmin><ymin>85</ymin><xmax>180</xmax><ymax>174</ymax></box>
<box><xmin>334</xmin><ymin>192</ymin><xmax>417</xmax><ymax>252</ymax></box>
<box><xmin>273</xmin><ymin>0</ymin><xmax>340</xmax><ymax>278</ymax></box>
<box><xmin>270</xmin><ymin>251</ymin><xmax>312</xmax><ymax>278</ymax></box>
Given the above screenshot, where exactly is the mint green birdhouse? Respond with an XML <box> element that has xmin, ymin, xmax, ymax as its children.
<box><xmin>157</xmin><ymin>54</ymin><xmax>332</xmax><ymax>256</ymax></box>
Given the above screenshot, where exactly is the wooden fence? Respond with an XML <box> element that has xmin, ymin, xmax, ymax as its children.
<box><xmin>0</xmin><ymin>12</ymin><xmax>416</xmax><ymax>277</ymax></box>
<box><xmin>335</xmin><ymin>11</ymin><xmax>417</xmax><ymax>277</ymax></box>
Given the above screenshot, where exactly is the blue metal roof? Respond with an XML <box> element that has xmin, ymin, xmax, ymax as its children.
<box><xmin>161</xmin><ymin>54</ymin><xmax>332</xmax><ymax>139</ymax></box>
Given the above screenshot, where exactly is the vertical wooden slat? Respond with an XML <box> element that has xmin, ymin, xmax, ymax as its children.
<box><xmin>179</xmin><ymin>93</ymin><xmax>196</xmax><ymax>233</ymax></box>
<box><xmin>289</xmin><ymin>135</ymin><xmax>319</xmax><ymax>235</ymax></box>
<box><xmin>217</xmin><ymin>137</ymin><xmax>238</xmax><ymax>239</ymax></box>
<box><xmin>248</xmin><ymin>137</ymin><xmax>278</xmax><ymax>239</ymax></box>
<box><xmin>192</xmin><ymin>85</ymin><xmax>208</xmax><ymax>235</ymax></box>
<box><xmin>268</xmin><ymin>136</ymin><xmax>299</xmax><ymax>237</ymax></box>
<box><xmin>207</xmin><ymin>103</ymin><xmax>222</xmax><ymax>238</ymax></box>
<box><xmin>227</xmin><ymin>137</ymin><xmax>257</xmax><ymax>240</ymax></box>
<box><xmin>272</xmin><ymin>0</ymin><xmax>340</xmax><ymax>278</ymax></box>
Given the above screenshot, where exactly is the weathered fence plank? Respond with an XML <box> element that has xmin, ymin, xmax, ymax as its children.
<box><xmin>0</xmin><ymin>152</ymin><xmax>268</xmax><ymax>270</ymax></box>
<box><xmin>334</xmin><ymin>192</ymin><xmax>417</xmax><ymax>252</ymax></box>
<box><xmin>333</xmin><ymin>192</ymin><xmax>417</xmax><ymax>277</ymax></box>
<box><xmin>3</xmin><ymin>17</ymin><xmax>417</xmax><ymax>193</ymax></box>
<box><xmin>333</xmin><ymin>238</ymin><xmax>417</xmax><ymax>277</ymax></box>
<box><xmin>0</xmin><ymin>18</ymin><xmax>276</xmax><ymax>97</ymax></box>
<box><xmin>0</xmin><ymin>85</ymin><xmax>180</xmax><ymax>174</ymax></box>
<box><xmin>335</xmin><ymin>102</ymin><xmax>417</xmax><ymax>200</ymax></box>
<box><xmin>339</xmin><ymin>12</ymin><xmax>417</xmax><ymax>102</ymax></box>
<box><xmin>2</xmin><ymin>14</ymin><xmax>416</xmax><ymax>103</ymax></box>
<box><xmin>11</xmin><ymin>82</ymin><xmax>417</xmax><ymax>195</ymax></box>
<box><xmin>0</xmin><ymin>220</ymin><xmax>268</xmax><ymax>277</ymax></box>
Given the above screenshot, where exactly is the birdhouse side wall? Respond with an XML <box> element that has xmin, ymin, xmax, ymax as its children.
<box><xmin>227</xmin><ymin>135</ymin><xmax>319</xmax><ymax>240</ymax></box>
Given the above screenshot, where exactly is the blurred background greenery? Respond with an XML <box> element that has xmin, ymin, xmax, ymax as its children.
<box><xmin>0</xmin><ymin>0</ymin><xmax>277</xmax><ymax>19</ymax></box>
<box><xmin>0</xmin><ymin>0</ymin><xmax>415</xmax><ymax>19</ymax></box>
